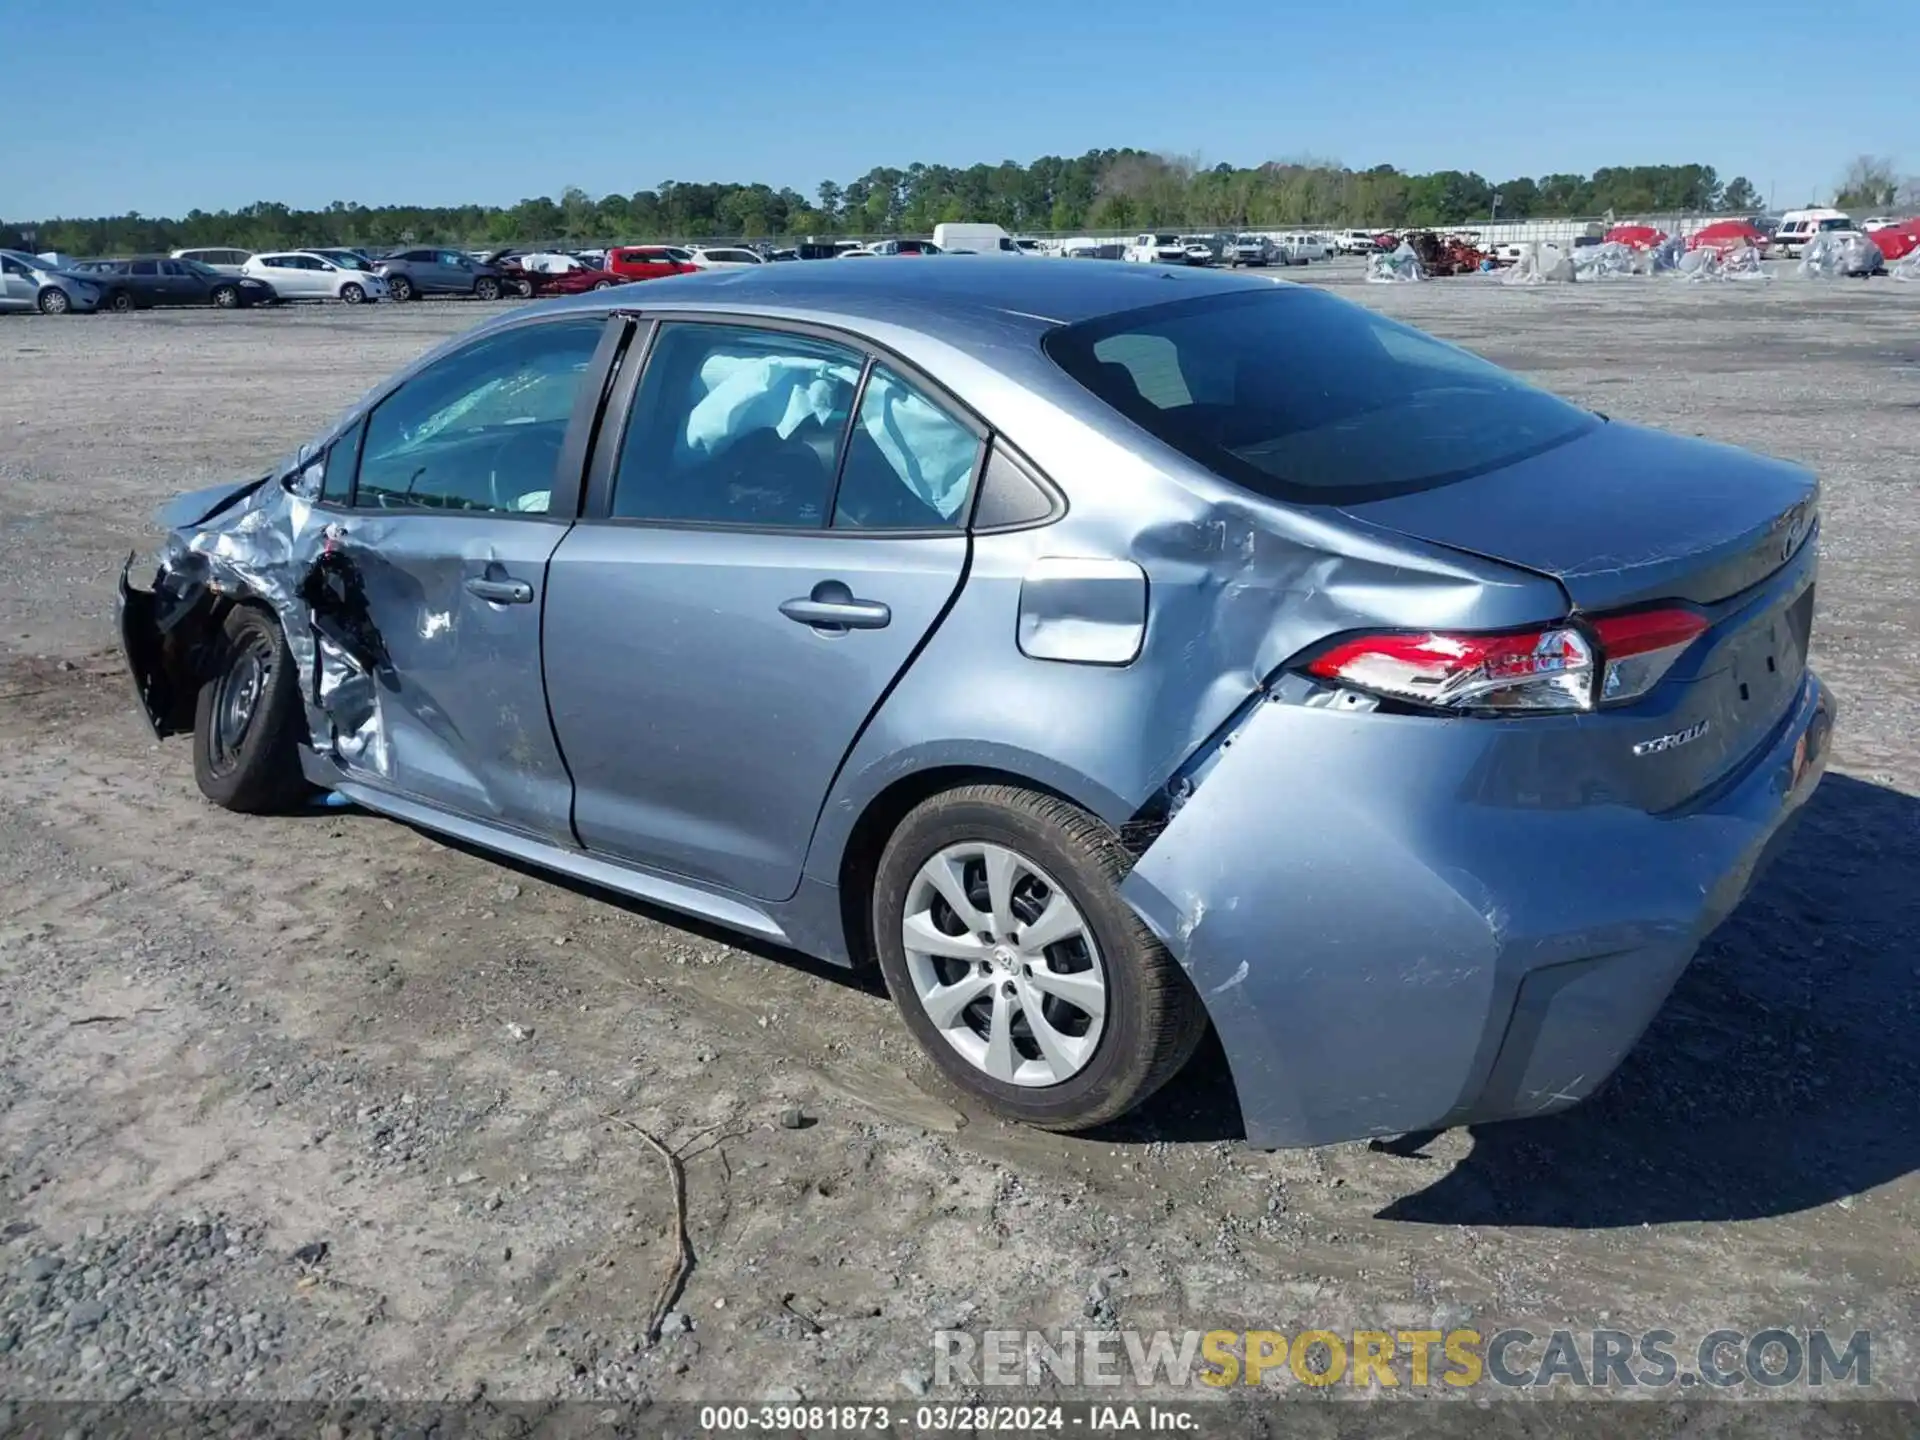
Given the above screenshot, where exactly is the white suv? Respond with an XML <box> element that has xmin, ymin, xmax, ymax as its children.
<box><xmin>243</xmin><ymin>252</ymin><xmax>389</xmax><ymax>303</ymax></box>
<box><xmin>171</xmin><ymin>247</ymin><xmax>253</xmax><ymax>275</ymax></box>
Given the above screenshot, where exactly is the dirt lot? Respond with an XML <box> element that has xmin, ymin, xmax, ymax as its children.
<box><xmin>2</xmin><ymin>269</ymin><xmax>1918</xmax><ymax>1411</ymax></box>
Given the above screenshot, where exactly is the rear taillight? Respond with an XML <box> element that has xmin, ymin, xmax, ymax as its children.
<box><xmin>1302</xmin><ymin>606</ymin><xmax>1707</xmax><ymax>714</ymax></box>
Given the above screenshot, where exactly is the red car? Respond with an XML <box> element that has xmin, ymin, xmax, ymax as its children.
<box><xmin>485</xmin><ymin>251</ymin><xmax>628</xmax><ymax>298</ymax></box>
<box><xmin>1687</xmin><ymin>220</ymin><xmax>1771</xmax><ymax>254</ymax></box>
<box><xmin>1603</xmin><ymin>224</ymin><xmax>1667</xmax><ymax>250</ymax></box>
<box><xmin>1869</xmin><ymin>219</ymin><xmax>1920</xmax><ymax>263</ymax></box>
<box><xmin>605</xmin><ymin>246</ymin><xmax>700</xmax><ymax>281</ymax></box>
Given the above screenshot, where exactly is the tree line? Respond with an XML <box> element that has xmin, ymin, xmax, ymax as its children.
<box><xmin>4</xmin><ymin>153</ymin><xmax>1778</xmax><ymax>256</ymax></box>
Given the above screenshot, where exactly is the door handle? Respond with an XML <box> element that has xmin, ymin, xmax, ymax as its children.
<box><xmin>466</xmin><ymin>576</ymin><xmax>534</xmax><ymax>604</ymax></box>
<box><xmin>780</xmin><ymin>581</ymin><xmax>891</xmax><ymax>632</ymax></box>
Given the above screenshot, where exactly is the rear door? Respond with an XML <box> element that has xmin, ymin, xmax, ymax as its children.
<box><xmin>311</xmin><ymin>313</ymin><xmax>625</xmax><ymax>839</ymax></box>
<box><xmin>543</xmin><ymin>318</ymin><xmax>981</xmax><ymax>901</ymax></box>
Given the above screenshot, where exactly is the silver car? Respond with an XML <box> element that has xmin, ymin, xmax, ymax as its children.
<box><xmin>0</xmin><ymin>250</ymin><xmax>105</xmax><ymax>314</ymax></box>
<box><xmin>118</xmin><ymin>262</ymin><xmax>1833</xmax><ymax>1145</ymax></box>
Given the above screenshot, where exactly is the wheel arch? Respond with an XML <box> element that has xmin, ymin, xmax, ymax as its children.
<box><xmin>819</xmin><ymin>750</ymin><xmax>1134</xmax><ymax>971</ymax></box>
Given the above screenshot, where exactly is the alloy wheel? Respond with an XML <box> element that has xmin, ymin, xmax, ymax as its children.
<box><xmin>901</xmin><ymin>842</ymin><xmax>1107</xmax><ymax>1087</ymax></box>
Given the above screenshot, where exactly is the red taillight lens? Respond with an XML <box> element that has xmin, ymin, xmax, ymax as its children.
<box><xmin>1306</xmin><ymin>627</ymin><xmax>1595</xmax><ymax>711</ymax></box>
<box><xmin>1302</xmin><ymin>605</ymin><xmax>1708</xmax><ymax>714</ymax></box>
<box><xmin>1591</xmin><ymin>606</ymin><xmax>1709</xmax><ymax>703</ymax></box>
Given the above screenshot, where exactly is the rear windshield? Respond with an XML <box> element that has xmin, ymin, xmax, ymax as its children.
<box><xmin>1043</xmin><ymin>287</ymin><xmax>1598</xmax><ymax>502</ymax></box>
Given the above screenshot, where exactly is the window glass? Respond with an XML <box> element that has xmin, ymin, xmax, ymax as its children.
<box><xmin>1</xmin><ymin>257</ymin><xmax>30</xmax><ymax>277</ymax></box>
<box><xmin>132</xmin><ymin>260</ymin><xmax>159</xmax><ymax>276</ymax></box>
<box><xmin>1045</xmin><ymin>287</ymin><xmax>1597</xmax><ymax>503</ymax></box>
<box><xmin>160</xmin><ymin>261</ymin><xmax>187</xmax><ymax>277</ymax></box>
<box><xmin>832</xmin><ymin>366</ymin><xmax>980</xmax><ymax>530</ymax></box>
<box><xmin>320</xmin><ymin>416</ymin><xmax>366</xmax><ymax>505</ymax></box>
<box><xmin>356</xmin><ymin>319</ymin><xmax>605</xmax><ymax>514</ymax></box>
<box><xmin>611</xmin><ymin>324</ymin><xmax>862</xmax><ymax>527</ymax></box>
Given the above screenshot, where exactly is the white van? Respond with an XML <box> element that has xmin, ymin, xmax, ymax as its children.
<box><xmin>931</xmin><ymin>222</ymin><xmax>1023</xmax><ymax>256</ymax></box>
<box><xmin>1773</xmin><ymin>208</ymin><xmax>1854</xmax><ymax>258</ymax></box>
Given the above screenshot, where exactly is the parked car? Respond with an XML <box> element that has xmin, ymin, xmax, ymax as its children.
<box><xmin>1772</xmin><ymin>208</ymin><xmax>1853</xmax><ymax>258</ymax></box>
<box><xmin>1124</xmin><ymin>233</ymin><xmax>1188</xmax><ymax>264</ymax></box>
<box><xmin>866</xmin><ymin>239</ymin><xmax>943</xmax><ymax>256</ymax></box>
<box><xmin>605</xmin><ymin>246</ymin><xmax>700</xmax><ymax>281</ymax></box>
<box><xmin>687</xmin><ymin>247</ymin><xmax>766</xmax><ymax>270</ymax></box>
<box><xmin>1868</xmin><ymin>218</ymin><xmax>1920</xmax><ymax>262</ymax></box>
<box><xmin>1334</xmin><ymin>230</ymin><xmax>1379</xmax><ymax>255</ymax></box>
<box><xmin>497</xmin><ymin>256</ymin><xmax>628</xmax><ymax>298</ymax></box>
<box><xmin>118</xmin><ymin>263</ymin><xmax>1832</xmax><ymax>1146</ymax></box>
<box><xmin>376</xmin><ymin>248</ymin><xmax>507</xmax><ymax>302</ymax></box>
<box><xmin>1178</xmin><ymin>237</ymin><xmax>1217</xmax><ymax>266</ymax></box>
<box><xmin>931</xmin><ymin>223</ymin><xmax>1023</xmax><ymax>255</ymax></box>
<box><xmin>170</xmin><ymin>247</ymin><xmax>254</xmax><ymax>275</ymax></box>
<box><xmin>0</xmin><ymin>250</ymin><xmax>105</xmax><ymax>313</ymax></box>
<box><xmin>1222</xmin><ymin>234</ymin><xmax>1271</xmax><ymax>267</ymax></box>
<box><xmin>72</xmin><ymin>257</ymin><xmax>277</xmax><ymax>311</ymax></box>
<box><xmin>243</xmin><ymin>252</ymin><xmax>389</xmax><ymax>304</ymax></box>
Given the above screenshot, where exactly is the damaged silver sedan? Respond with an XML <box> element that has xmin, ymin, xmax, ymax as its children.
<box><xmin>120</xmin><ymin>262</ymin><xmax>1834</xmax><ymax>1146</ymax></box>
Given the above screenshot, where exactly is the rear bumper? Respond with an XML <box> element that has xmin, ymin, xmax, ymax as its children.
<box><xmin>1121</xmin><ymin>672</ymin><xmax>1835</xmax><ymax>1149</ymax></box>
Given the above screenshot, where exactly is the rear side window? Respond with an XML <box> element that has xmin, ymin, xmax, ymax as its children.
<box><xmin>832</xmin><ymin>366</ymin><xmax>980</xmax><ymax>530</ymax></box>
<box><xmin>1044</xmin><ymin>288</ymin><xmax>1597</xmax><ymax>502</ymax></box>
<box><xmin>611</xmin><ymin>324</ymin><xmax>863</xmax><ymax>527</ymax></box>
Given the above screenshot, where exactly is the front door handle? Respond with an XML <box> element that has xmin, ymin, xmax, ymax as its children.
<box><xmin>780</xmin><ymin>580</ymin><xmax>891</xmax><ymax>632</ymax></box>
<box><xmin>466</xmin><ymin>576</ymin><xmax>534</xmax><ymax>605</ymax></box>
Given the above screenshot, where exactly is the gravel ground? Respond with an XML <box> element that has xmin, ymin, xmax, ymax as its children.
<box><xmin>2</xmin><ymin>270</ymin><xmax>1918</xmax><ymax>1409</ymax></box>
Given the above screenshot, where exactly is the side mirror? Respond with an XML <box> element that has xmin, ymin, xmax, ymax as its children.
<box><xmin>289</xmin><ymin>462</ymin><xmax>325</xmax><ymax>501</ymax></box>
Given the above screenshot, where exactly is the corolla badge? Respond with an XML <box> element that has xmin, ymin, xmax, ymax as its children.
<box><xmin>1633</xmin><ymin>718</ymin><xmax>1710</xmax><ymax>757</ymax></box>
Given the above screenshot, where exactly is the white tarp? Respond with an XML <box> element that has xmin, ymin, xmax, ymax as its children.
<box><xmin>1571</xmin><ymin>241</ymin><xmax>1647</xmax><ymax>279</ymax></box>
<box><xmin>1893</xmin><ymin>251</ymin><xmax>1920</xmax><ymax>282</ymax></box>
<box><xmin>1365</xmin><ymin>242</ymin><xmax>1425</xmax><ymax>283</ymax></box>
<box><xmin>1798</xmin><ymin>232</ymin><xmax>1885</xmax><ymax>278</ymax></box>
<box><xmin>1678</xmin><ymin>245</ymin><xmax>1771</xmax><ymax>282</ymax></box>
<box><xmin>1499</xmin><ymin>241</ymin><xmax>1574</xmax><ymax>285</ymax></box>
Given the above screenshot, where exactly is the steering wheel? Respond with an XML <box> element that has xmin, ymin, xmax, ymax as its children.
<box><xmin>483</xmin><ymin>426</ymin><xmax>564</xmax><ymax>512</ymax></box>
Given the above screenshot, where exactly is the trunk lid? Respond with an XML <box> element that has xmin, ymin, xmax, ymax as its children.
<box><xmin>1338</xmin><ymin>421</ymin><xmax>1820</xmax><ymax>810</ymax></box>
<box><xmin>1336</xmin><ymin>421</ymin><xmax>1817</xmax><ymax>613</ymax></box>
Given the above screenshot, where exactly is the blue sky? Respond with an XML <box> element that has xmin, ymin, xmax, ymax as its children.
<box><xmin>5</xmin><ymin>0</ymin><xmax>1903</xmax><ymax>219</ymax></box>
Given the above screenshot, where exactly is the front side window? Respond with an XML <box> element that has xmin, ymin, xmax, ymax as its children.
<box><xmin>833</xmin><ymin>366</ymin><xmax>980</xmax><ymax>530</ymax></box>
<box><xmin>355</xmin><ymin>318</ymin><xmax>605</xmax><ymax>514</ymax></box>
<box><xmin>610</xmin><ymin>323</ymin><xmax>862</xmax><ymax>527</ymax></box>
<box><xmin>1045</xmin><ymin>287</ymin><xmax>1597</xmax><ymax>503</ymax></box>
<box><xmin>132</xmin><ymin>260</ymin><xmax>159</xmax><ymax>276</ymax></box>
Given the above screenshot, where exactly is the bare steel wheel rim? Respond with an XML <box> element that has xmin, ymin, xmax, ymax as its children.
<box><xmin>209</xmin><ymin>634</ymin><xmax>272</xmax><ymax>776</ymax></box>
<box><xmin>902</xmin><ymin>841</ymin><xmax>1107</xmax><ymax>1088</ymax></box>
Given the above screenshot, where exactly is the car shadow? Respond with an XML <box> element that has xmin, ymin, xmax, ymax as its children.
<box><xmin>1378</xmin><ymin>770</ymin><xmax>1920</xmax><ymax>1227</ymax></box>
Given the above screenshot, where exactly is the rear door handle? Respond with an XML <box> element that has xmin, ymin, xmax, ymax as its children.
<box><xmin>780</xmin><ymin>581</ymin><xmax>891</xmax><ymax>632</ymax></box>
<box><xmin>466</xmin><ymin>576</ymin><xmax>534</xmax><ymax>604</ymax></box>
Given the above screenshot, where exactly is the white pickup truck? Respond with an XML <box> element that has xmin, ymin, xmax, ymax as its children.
<box><xmin>1125</xmin><ymin>233</ymin><xmax>1189</xmax><ymax>264</ymax></box>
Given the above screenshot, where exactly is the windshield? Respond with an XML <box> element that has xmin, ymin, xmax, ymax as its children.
<box><xmin>322</xmin><ymin>252</ymin><xmax>373</xmax><ymax>270</ymax></box>
<box><xmin>1044</xmin><ymin>288</ymin><xmax>1598</xmax><ymax>504</ymax></box>
<box><xmin>1</xmin><ymin>250</ymin><xmax>54</xmax><ymax>273</ymax></box>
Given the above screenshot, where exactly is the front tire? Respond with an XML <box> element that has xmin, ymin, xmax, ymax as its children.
<box><xmin>37</xmin><ymin>287</ymin><xmax>71</xmax><ymax>315</ymax></box>
<box><xmin>387</xmin><ymin>274</ymin><xmax>414</xmax><ymax>302</ymax></box>
<box><xmin>191</xmin><ymin>607</ymin><xmax>309</xmax><ymax>814</ymax></box>
<box><xmin>211</xmin><ymin>284</ymin><xmax>240</xmax><ymax>309</ymax></box>
<box><xmin>871</xmin><ymin>784</ymin><xmax>1206</xmax><ymax>1131</ymax></box>
<box><xmin>339</xmin><ymin>282</ymin><xmax>366</xmax><ymax>305</ymax></box>
<box><xmin>474</xmin><ymin>276</ymin><xmax>502</xmax><ymax>301</ymax></box>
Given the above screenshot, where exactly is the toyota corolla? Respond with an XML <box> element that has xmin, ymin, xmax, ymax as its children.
<box><xmin>117</xmin><ymin>262</ymin><xmax>1833</xmax><ymax>1147</ymax></box>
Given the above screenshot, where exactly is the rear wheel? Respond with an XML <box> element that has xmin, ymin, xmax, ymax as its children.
<box><xmin>107</xmin><ymin>289</ymin><xmax>135</xmax><ymax>313</ymax></box>
<box><xmin>37</xmin><ymin>287</ymin><xmax>71</xmax><ymax>315</ymax></box>
<box><xmin>191</xmin><ymin>606</ymin><xmax>309</xmax><ymax>814</ymax></box>
<box><xmin>211</xmin><ymin>284</ymin><xmax>240</xmax><ymax>309</ymax></box>
<box><xmin>474</xmin><ymin>276</ymin><xmax>502</xmax><ymax>301</ymax></box>
<box><xmin>591</xmin><ymin>279</ymin><xmax>613</xmax><ymax>290</ymax></box>
<box><xmin>339</xmin><ymin>282</ymin><xmax>366</xmax><ymax>305</ymax></box>
<box><xmin>387</xmin><ymin>274</ymin><xmax>414</xmax><ymax>302</ymax></box>
<box><xmin>872</xmin><ymin>784</ymin><xmax>1206</xmax><ymax>1131</ymax></box>
<box><xmin>512</xmin><ymin>277</ymin><xmax>535</xmax><ymax>298</ymax></box>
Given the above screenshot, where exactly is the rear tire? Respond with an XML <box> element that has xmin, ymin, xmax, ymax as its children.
<box><xmin>591</xmin><ymin>279</ymin><xmax>613</xmax><ymax>290</ymax></box>
<box><xmin>387</xmin><ymin>274</ymin><xmax>414</xmax><ymax>302</ymax></box>
<box><xmin>340</xmin><ymin>282</ymin><xmax>366</xmax><ymax>305</ymax></box>
<box><xmin>871</xmin><ymin>784</ymin><xmax>1206</xmax><ymax>1132</ymax></box>
<box><xmin>192</xmin><ymin>606</ymin><xmax>309</xmax><ymax>814</ymax></box>
<box><xmin>107</xmin><ymin>289</ymin><xmax>135</xmax><ymax>313</ymax></box>
<box><xmin>474</xmin><ymin>276</ymin><xmax>502</xmax><ymax>301</ymax></box>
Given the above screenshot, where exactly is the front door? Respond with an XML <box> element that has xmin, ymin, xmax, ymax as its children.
<box><xmin>315</xmin><ymin>313</ymin><xmax>618</xmax><ymax>841</ymax></box>
<box><xmin>543</xmin><ymin>320</ymin><xmax>983</xmax><ymax>901</ymax></box>
<box><xmin>0</xmin><ymin>255</ymin><xmax>35</xmax><ymax>310</ymax></box>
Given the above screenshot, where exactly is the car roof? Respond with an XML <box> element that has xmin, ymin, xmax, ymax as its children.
<box><xmin>539</xmin><ymin>255</ymin><xmax>1277</xmax><ymax>337</ymax></box>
